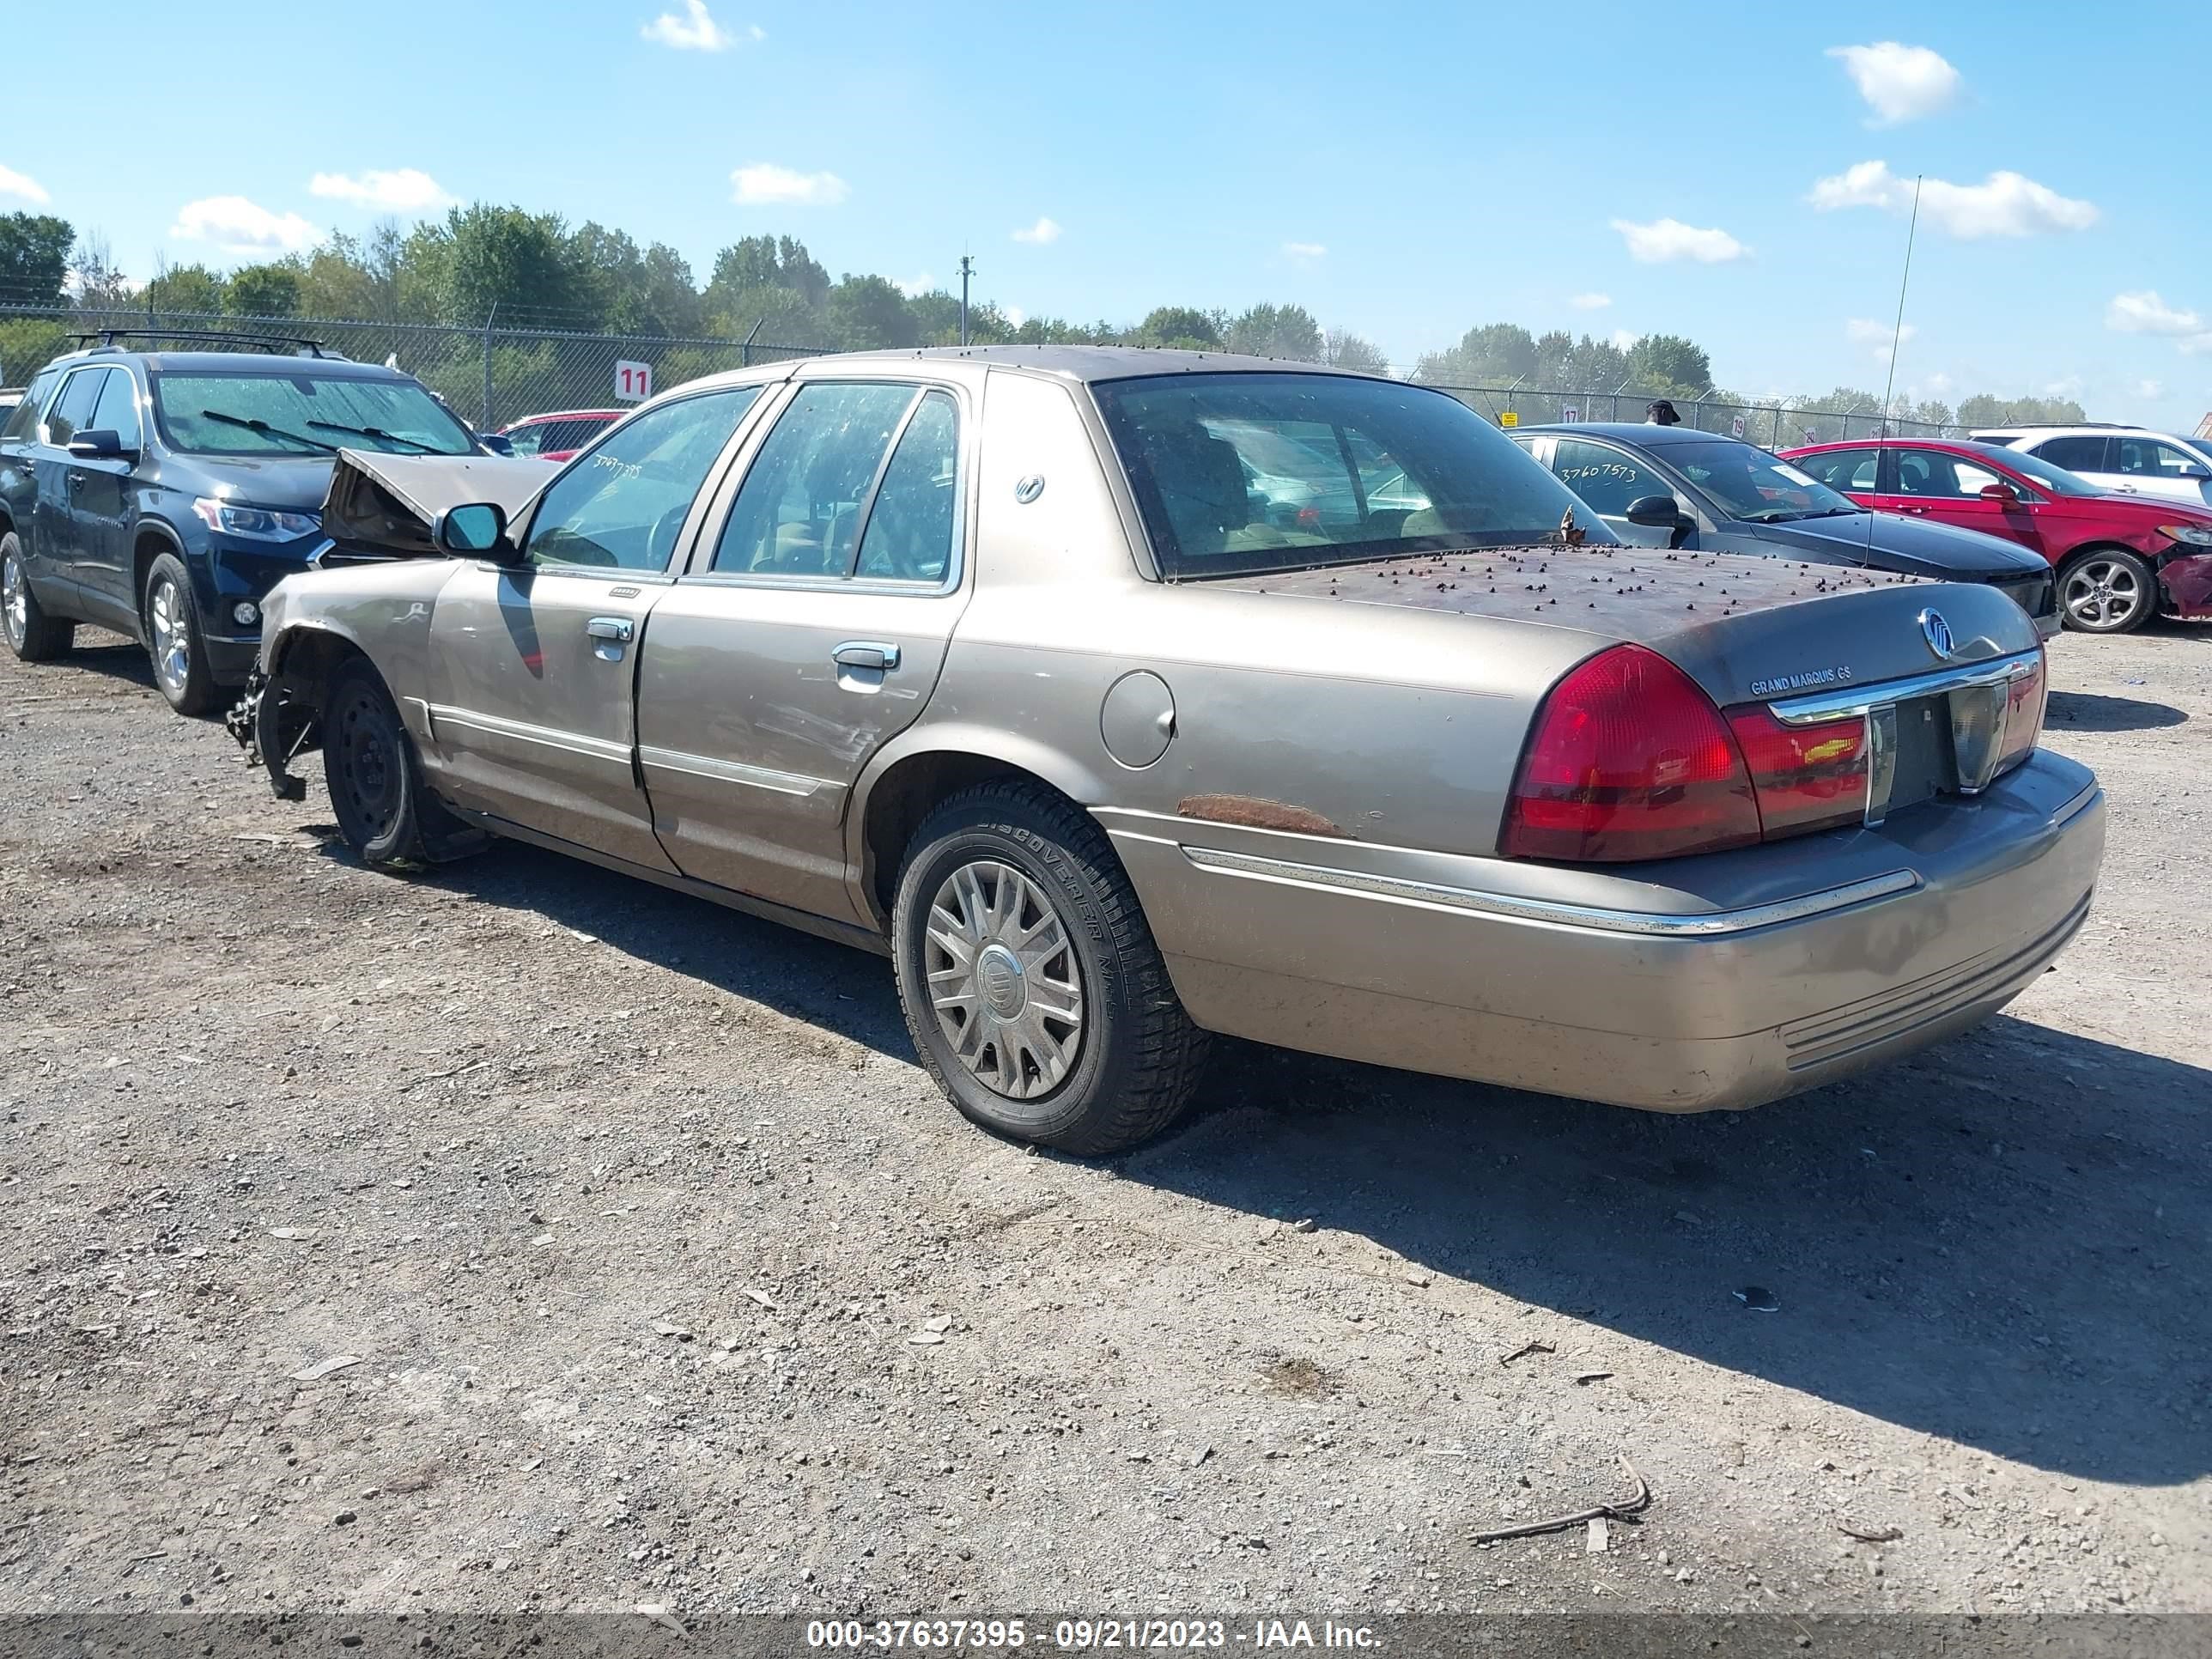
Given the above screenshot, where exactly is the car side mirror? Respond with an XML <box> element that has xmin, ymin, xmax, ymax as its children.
<box><xmin>434</xmin><ymin>501</ymin><xmax>514</xmax><ymax>560</ymax></box>
<box><xmin>1625</xmin><ymin>494</ymin><xmax>1690</xmax><ymax>528</ymax></box>
<box><xmin>66</xmin><ymin>428</ymin><xmax>132</xmax><ymax>461</ymax></box>
<box><xmin>1979</xmin><ymin>483</ymin><xmax>2021</xmax><ymax>505</ymax></box>
<box><xmin>476</xmin><ymin>431</ymin><xmax>514</xmax><ymax>457</ymax></box>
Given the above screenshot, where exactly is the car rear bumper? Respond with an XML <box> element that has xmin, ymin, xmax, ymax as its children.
<box><xmin>1101</xmin><ymin>749</ymin><xmax>2104</xmax><ymax>1111</ymax></box>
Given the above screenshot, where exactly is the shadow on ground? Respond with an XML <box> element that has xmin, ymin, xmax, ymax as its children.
<box><xmin>329</xmin><ymin>832</ymin><xmax>2210</xmax><ymax>1487</ymax></box>
<box><xmin>1124</xmin><ymin>1018</ymin><xmax>2212</xmax><ymax>1487</ymax></box>
<box><xmin>2045</xmin><ymin>690</ymin><xmax>2188</xmax><ymax>732</ymax></box>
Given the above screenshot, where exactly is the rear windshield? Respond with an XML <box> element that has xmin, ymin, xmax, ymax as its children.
<box><xmin>150</xmin><ymin>370</ymin><xmax>477</xmax><ymax>457</ymax></box>
<box><xmin>1091</xmin><ymin>372</ymin><xmax>1607</xmax><ymax>578</ymax></box>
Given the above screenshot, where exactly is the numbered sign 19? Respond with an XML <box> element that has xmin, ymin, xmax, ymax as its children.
<box><xmin>614</xmin><ymin>360</ymin><xmax>653</xmax><ymax>403</ymax></box>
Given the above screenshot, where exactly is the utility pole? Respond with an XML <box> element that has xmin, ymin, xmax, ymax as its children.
<box><xmin>957</xmin><ymin>253</ymin><xmax>975</xmax><ymax>347</ymax></box>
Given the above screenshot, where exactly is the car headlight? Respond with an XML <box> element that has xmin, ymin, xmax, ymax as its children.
<box><xmin>191</xmin><ymin>498</ymin><xmax>321</xmax><ymax>541</ymax></box>
<box><xmin>2157</xmin><ymin>523</ymin><xmax>2212</xmax><ymax>549</ymax></box>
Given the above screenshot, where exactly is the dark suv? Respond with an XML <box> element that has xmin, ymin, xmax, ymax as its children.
<box><xmin>0</xmin><ymin>331</ymin><xmax>482</xmax><ymax>713</ymax></box>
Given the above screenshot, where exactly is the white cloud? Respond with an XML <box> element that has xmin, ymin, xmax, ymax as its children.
<box><xmin>1608</xmin><ymin>216</ymin><xmax>1747</xmax><ymax>264</ymax></box>
<box><xmin>2106</xmin><ymin>289</ymin><xmax>2203</xmax><ymax>337</ymax></box>
<box><xmin>2181</xmin><ymin>335</ymin><xmax>2212</xmax><ymax>357</ymax></box>
<box><xmin>894</xmin><ymin>271</ymin><xmax>936</xmax><ymax>298</ymax></box>
<box><xmin>1569</xmin><ymin>291</ymin><xmax>1611</xmax><ymax>310</ymax></box>
<box><xmin>1011</xmin><ymin>216</ymin><xmax>1062</xmax><ymax>245</ymax></box>
<box><xmin>1826</xmin><ymin>42</ymin><xmax>1962</xmax><ymax>125</ymax></box>
<box><xmin>641</xmin><ymin>0</ymin><xmax>758</xmax><ymax>50</ymax></box>
<box><xmin>0</xmin><ymin>163</ymin><xmax>49</xmax><ymax>205</ymax></box>
<box><xmin>1847</xmin><ymin>316</ymin><xmax>1917</xmax><ymax>361</ymax></box>
<box><xmin>1281</xmin><ymin>240</ymin><xmax>1327</xmax><ymax>264</ymax></box>
<box><xmin>1808</xmin><ymin>160</ymin><xmax>2097</xmax><ymax>238</ymax></box>
<box><xmin>729</xmin><ymin>163</ymin><xmax>848</xmax><ymax>206</ymax></box>
<box><xmin>2043</xmin><ymin>375</ymin><xmax>2084</xmax><ymax>399</ymax></box>
<box><xmin>1006</xmin><ymin>306</ymin><xmax>1027</xmax><ymax>328</ymax></box>
<box><xmin>168</xmin><ymin>196</ymin><xmax>321</xmax><ymax>256</ymax></box>
<box><xmin>308</xmin><ymin>167</ymin><xmax>453</xmax><ymax>212</ymax></box>
<box><xmin>1609</xmin><ymin>329</ymin><xmax>1641</xmax><ymax>352</ymax></box>
<box><xmin>1917</xmin><ymin>371</ymin><xmax>1954</xmax><ymax>395</ymax></box>
<box><xmin>2136</xmin><ymin>378</ymin><xmax>2166</xmax><ymax>400</ymax></box>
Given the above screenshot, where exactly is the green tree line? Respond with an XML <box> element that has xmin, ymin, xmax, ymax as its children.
<box><xmin>3</xmin><ymin>205</ymin><xmax>2087</xmax><ymax>434</ymax></box>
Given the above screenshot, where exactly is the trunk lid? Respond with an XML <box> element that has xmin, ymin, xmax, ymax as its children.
<box><xmin>1221</xmin><ymin>542</ymin><xmax>2041</xmax><ymax>709</ymax></box>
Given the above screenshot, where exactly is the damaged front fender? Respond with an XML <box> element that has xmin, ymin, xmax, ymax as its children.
<box><xmin>2160</xmin><ymin>550</ymin><xmax>2212</xmax><ymax>619</ymax></box>
<box><xmin>225</xmin><ymin>662</ymin><xmax>316</xmax><ymax>802</ymax></box>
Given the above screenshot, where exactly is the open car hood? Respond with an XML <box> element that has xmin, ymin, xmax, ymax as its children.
<box><xmin>320</xmin><ymin>449</ymin><xmax>551</xmax><ymax>557</ymax></box>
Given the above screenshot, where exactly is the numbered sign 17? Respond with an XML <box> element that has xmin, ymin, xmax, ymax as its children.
<box><xmin>614</xmin><ymin>360</ymin><xmax>653</xmax><ymax>403</ymax></box>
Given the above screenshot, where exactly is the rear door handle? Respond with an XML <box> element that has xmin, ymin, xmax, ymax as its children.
<box><xmin>833</xmin><ymin>641</ymin><xmax>900</xmax><ymax>672</ymax></box>
<box><xmin>585</xmin><ymin>616</ymin><xmax>634</xmax><ymax>642</ymax></box>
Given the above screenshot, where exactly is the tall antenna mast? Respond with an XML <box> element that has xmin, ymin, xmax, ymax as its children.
<box><xmin>1879</xmin><ymin>175</ymin><xmax>1923</xmax><ymax>437</ymax></box>
<box><xmin>957</xmin><ymin>251</ymin><xmax>975</xmax><ymax>347</ymax></box>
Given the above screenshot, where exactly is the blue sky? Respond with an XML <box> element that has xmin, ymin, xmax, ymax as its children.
<box><xmin>4</xmin><ymin>0</ymin><xmax>2207</xmax><ymax>428</ymax></box>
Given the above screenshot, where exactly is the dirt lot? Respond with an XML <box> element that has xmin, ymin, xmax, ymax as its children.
<box><xmin>2</xmin><ymin>621</ymin><xmax>2208</xmax><ymax>1628</ymax></box>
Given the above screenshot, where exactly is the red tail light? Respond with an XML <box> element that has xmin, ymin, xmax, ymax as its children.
<box><xmin>1725</xmin><ymin>706</ymin><xmax>1869</xmax><ymax>838</ymax></box>
<box><xmin>1501</xmin><ymin>646</ymin><xmax>1761</xmax><ymax>861</ymax></box>
<box><xmin>1993</xmin><ymin>646</ymin><xmax>2046</xmax><ymax>775</ymax></box>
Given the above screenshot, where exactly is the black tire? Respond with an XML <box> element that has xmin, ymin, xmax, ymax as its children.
<box><xmin>2057</xmin><ymin>546</ymin><xmax>2157</xmax><ymax>635</ymax></box>
<box><xmin>890</xmin><ymin>782</ymin><xmax>1209</xmax><ymax>1156</ymax></box>
<box><xmin>321</xmin><ymin>658</ymin><xmax>485</xmax><ymax>867</ymax></box>
<box><xmin>142</xmin><ymin>551</ymin><xmax>220</xmax><ymax>714</ymax></box>
<box><xmin>2</xmin><ymin>530</ymin><xmax>74</xmax><ymax>662</ymax></box>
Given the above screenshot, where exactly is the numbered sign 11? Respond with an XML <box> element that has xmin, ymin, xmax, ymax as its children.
<box><xmin>614</xmin><ymin>360</ymin><xmax>654</xmax><ymax>403</ymax></box>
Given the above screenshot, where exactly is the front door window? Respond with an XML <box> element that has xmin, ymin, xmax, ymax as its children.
<box><xmin>524</xmin><ymin>386</ymin><xmax>762</xmax><ymax>572</ymax></box>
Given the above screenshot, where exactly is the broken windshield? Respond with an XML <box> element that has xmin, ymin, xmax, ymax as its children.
<box><xmin>152</xmin><ymin>371</ymin><xmax>477</xmax><ymax>458</ymax></box>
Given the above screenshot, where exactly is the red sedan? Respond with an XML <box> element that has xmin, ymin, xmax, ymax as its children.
<box><xmin>498</xmin><ymin>408</ymin><xmax>623</xmax><ymax>464</ymax></box>
<box><xmin>1782</xmin><ymin>437</ymin><xmax>2212</xmax><ymax>634</ymax></box>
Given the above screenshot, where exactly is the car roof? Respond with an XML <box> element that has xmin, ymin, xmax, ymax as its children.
<box><xmin>1787</xmin><ymin>436</ymin><xmax>2017</xmax><ymax>454</ymax></box>
<box><xmin>793</xmin><ymin>344</ymin><xmax>1395</xmax><ymax>385</ymax></box>
<box><xmin>1515</xmin><ymin>421</ymin><xmax>1737</xmax><ymax>447</ymax></box>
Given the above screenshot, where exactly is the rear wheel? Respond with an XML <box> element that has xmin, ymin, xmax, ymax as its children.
<box><xmin>322</xmin><ymin>658</ymin><xmax>484</xmax><ymax>866</ymax></box>
<box><xmin>2058</xmin><ymin>547</ymin><xmax>2156</xmax><ymax>635</ymax></box>
<box><xmin>890</xmin><ymin>782</ymin><xmax>1209</xmax><ymax>1156</ymax></box>
<box><xmin>2</xmin><ymin>532</ymin><xmax>74</xmax><ymax>662</ymax></box>
<box><xmin>142</xmin><ymin>552</ymin><xmax>219</xmax><ymax>714</ymax></box>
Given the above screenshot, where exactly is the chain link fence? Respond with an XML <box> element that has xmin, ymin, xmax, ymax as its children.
<box><xmin>0</xmin><ymin>304</ymin><xmax>832</xmax><ymax>432</ymax></box>
<box><xmin>0</xmin><ymin>304</ymin><xmax>1963</xmax><ymax>449</ymax></box>
<box><xmin>1419</xmin><ymin>382</ymin><xmax>1963</xmax><ymax>446</ymax></box>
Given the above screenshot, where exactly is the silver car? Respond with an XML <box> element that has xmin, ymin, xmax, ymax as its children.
<box><xmin>236</xmin><ymin>349</ymin><xmax>2105</xmax><ymax>1153</ymax></box>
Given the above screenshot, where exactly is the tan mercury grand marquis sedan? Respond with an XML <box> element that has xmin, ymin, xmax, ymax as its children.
<box><xmin>233</xmin><ymin>348</ymin><xmax>2106</xmax><ymax>1154</ymax></box>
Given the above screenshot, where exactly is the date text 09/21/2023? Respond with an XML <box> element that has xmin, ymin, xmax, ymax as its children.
<box><xmin>804</xmin><ymin>1619</ymin><xmax>1382</xmax><ymax>1650</ymax></box>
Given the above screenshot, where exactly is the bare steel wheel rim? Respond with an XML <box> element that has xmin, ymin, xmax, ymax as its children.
<box><xmin>149</xmin><ymin>576</ymin><xmax>191</xmax><ymax>694</ymax></box>
<box><xmin>924</xmin><ymin>859</ymin><xmax>1085</xmax><ymax>1100</ymax></box>
<box><xmin>2</xmin><ymin>550</ymin><xmax>24</xmax><ymax>649</ymax></box>
<box><xmin>331</xmin><ymin>683</ymin><xmax>402</xmax><ymax>841</ymax></box>
<box><xmin>2063</xmin><ymin>558</ymin><xmax>2142</xmax><ymax>629</ymax></box>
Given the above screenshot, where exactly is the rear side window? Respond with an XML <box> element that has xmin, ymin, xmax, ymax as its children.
<box><xmin>2</xmin><ymin>368</ymin><xmax>60</xmax><ymax>442</ymax></box>
<box><xmin>2033</xmin><ymin>435</ymin><xmax>2109</xmax><ymax>472</ymax></box>
<box><xmin>2114</xmin><ymin>437</ymin><xmax>2211</xmax><ymax>481</ymax></box>
<box><xmin>711</xmin><ymin>382</ymin><xmax>920</xmax><ymax>577</ymax></box>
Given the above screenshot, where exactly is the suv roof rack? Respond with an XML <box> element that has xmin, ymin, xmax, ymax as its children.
<box><xmin>69</xmin><ymin>328</ymin><xmax>346</xmax><ymax>361</ymax></box>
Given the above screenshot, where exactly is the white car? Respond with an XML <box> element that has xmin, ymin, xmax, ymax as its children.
<box><xmin>1970</xmin><ymin>425</ymin><xmax>2212</xmax><ymax>507</ymax></box>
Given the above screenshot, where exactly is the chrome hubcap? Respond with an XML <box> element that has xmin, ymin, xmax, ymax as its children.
<box><xmin>3</xmin><ymin>552</ymin><xmax>24</xmax><ymax>648</ymax></box>
<box><xmin>924</xmin><ymin>860</ymin><xmax>1084</xmax><ymax>1099</ymax></box>
<box><xmin>149</xmin><ymin>577</ymin><xmax>190</xmax><ymax>693</ymax></box>
<box><xmin>2063</xmin><ymin>560</ymin><xmax>2142</xmax><ymax>628</ymax></box>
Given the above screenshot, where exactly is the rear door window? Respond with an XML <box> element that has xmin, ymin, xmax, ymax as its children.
<box><xmin>710</xmin><ymin>382</ymin><xmax>919</xmax><ymax>577</ymax></box>
<box><xmin>2114</xmin><ymin>436</ymin><xmax>2211</xmax><ymax>482</ymax></box>
<box><xmin>2032</xmin><ymin>434</ymin><xmax>2110</xmax><ymax>472</ymax></box>
<box><xmin>1796</xmin><ymin>447</ymin><xmax>1878</xmax><ymax>490</ymax></box>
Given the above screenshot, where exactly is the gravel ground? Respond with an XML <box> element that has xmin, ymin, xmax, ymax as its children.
<box><xmin>1</xmin><ymin>622</ymin><xmax>2208</xmax><ymax>1626</ymax></box>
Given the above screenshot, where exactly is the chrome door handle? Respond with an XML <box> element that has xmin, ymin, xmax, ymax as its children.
<box><xmin>585</xmin><ymin>616</ymin><xmax>634</xmax><ymax>642</ymax></box>
<box><xmin>832</xmin><ymin>641</ymin><xmax>900</xmax><ymax>672</ymax></box>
